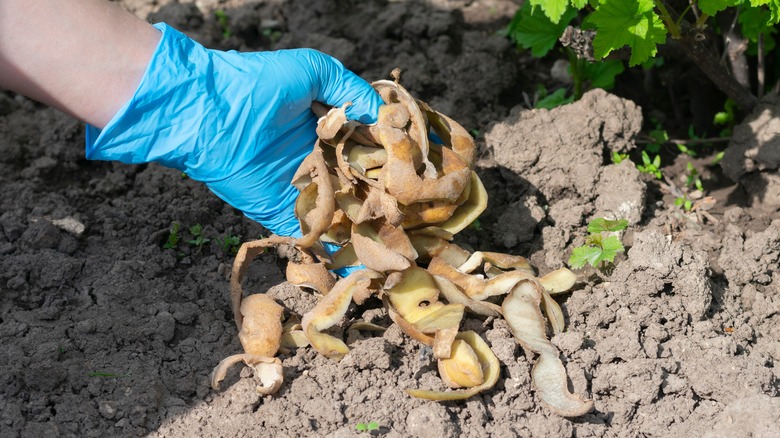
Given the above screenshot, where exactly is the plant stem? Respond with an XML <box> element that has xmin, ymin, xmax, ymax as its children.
<box><xmin>675</xmin><ymin>4</ymin><xmax>693</xmax><ymax>29</ymax></box>
<box><xmin>655</xmin><ymin>1</ymin><xmax>755</xmax><ymax>110</ymax></box>
<box><xmin>758</xmin><ymin>33</ymin><xmax>765</xmax><ymax>99</ymax></box>
<box><xmin>566</xmin><ymin>48</ymin><xmax>584</xmax><ymax>100</ymax></box>
<box><xmin>654</xmin><ymin>0</ymin><xmax>681</xmax><ymax>39</ymax></box>
<box><xmin>694</xmin><ymin>13</ymin><xmax>710</xmax><ymax>29</ymax></box>
<box><xmin>677</xmin><ymin>21</ymin><xmax>757</xmax><ymax>112</ymax></box>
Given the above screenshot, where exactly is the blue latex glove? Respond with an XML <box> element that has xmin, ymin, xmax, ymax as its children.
<box><xmin>86</xmin><ymin>23</ymin><xmax>382</xmax><ymax>241</ymax></box>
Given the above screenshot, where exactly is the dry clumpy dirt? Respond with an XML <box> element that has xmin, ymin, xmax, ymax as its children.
<box><xmin>1</xmin><ymin>1</ymin><xmax>779</xmax><ymax>437</ymax></box>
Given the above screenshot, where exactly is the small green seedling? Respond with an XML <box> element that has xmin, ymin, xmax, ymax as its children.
<box><xmin>611</xmin><ymin>151</ymin><xmax>628</xmax><ymax>164</ymax></box>
<box><xmin>355</xmin><ymin>421</ymin><xmax>379</xmax><ymax>433</ymax></box>
<box><xmin>163</xmin><ymin>222</ymin><xmax>181</xmax><ymax>250</ymax></box>
<box><xmin>534</xmin><ymin>86</ymin><xmax>574</xmax><ymax>109</ymax></box>
<box><xmin>187</xmin><ymin>224</ymin><xmax>211</xmax><ymax>251</ymax></box>
<box><xmin>674</xmin><ymin>195</ymin><xmax>693</xmax><ymax>212</ymax></box>
<box><xmin>675</xmin><ymin>142</ymin><xmax>695</xmax><ymax>157</ymax></box>
<box><xmin>636</xmin><ymin>150</ymin><xmax>662</xmax><ymax>179</ymax></box>
<box><xmin>711</xmin><ymin>150</ymin><xmax>725</xmax><ymax>166</ymax></box>
<box><xmin>675</xmin><ymin>125</ymin><xmax>703</xmax><ymax>157</ymax></box>
<box><xmin>215</xmin><ymin>10</ymin><xmax>232</xmax><ymax>39</ymax></box>
<box><xmin>685</xmin><ymin>162</ymin><xmax>703</xmax><ymax>192</ymax></box>
<box><xmin>468</xmin><ymin>218</ymin><xmax>482</xmax><ymax>231</ymax></box>
<box><xmin>714</xmin><ymin>99</ymin><xmax>736</xmax><ymax>137</ymax></box>
<box><xmin>262</xmin><ymin>28</ymin><xmax>282</xmax><ymax>44</ymax></box>
<box><xmin>217</xmin><ymin>234</ymin><xmax>241</xmax><ymax>255</ymax></box>
<box><xmin>569</xmin><ymin>218</ymin><xmax>628</xmax><ymax>270</ymax></box>
<box><xmin>645</xmin><ymin>124</ymin><xmax>668</xmax><ymax>154</ymax></box>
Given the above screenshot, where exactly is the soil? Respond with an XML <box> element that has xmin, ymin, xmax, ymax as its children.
<box><xmin>1</xmin><ymin>1</ymin><xmax>779</xmax><ymax>437</ymax></box>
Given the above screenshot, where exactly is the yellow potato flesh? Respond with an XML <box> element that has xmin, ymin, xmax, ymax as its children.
<box><xmin>438</xmin><ymin>338</ymin><xmax>484</xmax><ymax>388</ymax></box>
<box><xmin>539</xmin><ymin>268</ymin><xmax>578</xmax><ymax>294</ymax></box>
<box><xmin>438</xmin><ymin>171</ymin><xmax>487</xmax><ymax>234</ymax></box>
<box><xmin>386</xmin><ymin>267</ymin><xmax>442</xmax><ymax>324</ymax></box>
<box><xmin>346</xmin><ymin>145</ymin><xmax>387</xmax><ymax>173</ymax></box>
<box><xmin>302</xmin><ymin>270</ymin><xmax>380</xmax><ymax>361</ymax></box>
<box><xmin>407</xmin><ymin>331</ymin><xmax>499</xmax><ymax>400</ymax></box>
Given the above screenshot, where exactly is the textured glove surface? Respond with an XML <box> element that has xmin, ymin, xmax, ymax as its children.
<box><xmin>86</xmin><ymin>23</ymin><xmax>381</xmax><ymax>237</ymax></box>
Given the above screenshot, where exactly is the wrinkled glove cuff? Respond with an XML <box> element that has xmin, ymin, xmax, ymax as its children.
<box><xmin>86</xmin><ymin>23</ymin><xmax>203</xmax><ymax>171</ymax></box>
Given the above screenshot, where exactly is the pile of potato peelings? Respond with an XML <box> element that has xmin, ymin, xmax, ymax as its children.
<box><xmin>210</xmin><ymin>70</ymin><xmax>593</xmax><ymax>417</ymax></box>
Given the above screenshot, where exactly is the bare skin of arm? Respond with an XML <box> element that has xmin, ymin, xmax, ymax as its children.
<box><xmin>0</xmin><ymin>0</ymin><xmax>160</xmax><ymax>128</ymax></box>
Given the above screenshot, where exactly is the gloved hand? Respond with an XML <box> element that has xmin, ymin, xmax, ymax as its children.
<box><xmin>86</xmin><ymin>23</ymin><xmax>382</xmax><ymax>242</ymax></box>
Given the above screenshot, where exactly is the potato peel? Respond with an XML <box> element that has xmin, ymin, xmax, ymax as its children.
<box><xmin>438</xmin><ymin>338</ymin><xmax>483</xmax><ymax>387</ymax></box>
<box><xmin>286</xmin><ymin>262</ymin><xmax>336</xmax><ymax>296</ymax></box>
<box><xmin>214</xmin><ymin>73</ymin><xmax>591</xmax><ymax>416</ymax></box>
<box><xmin>302</xmin><ymin>270</ymin><xmax>382</xmax><ymax>360</ymax></box>
<box><xmin>238</xmin><ymin>294</ymin><xmax>283</xmax><ymax>357</ymax></box>
<box><xmin>407</xmin><ymin>331</ymin><xmax>499</xmax><ymax>400</ymax></box>
<box><xmin>210</xmin><ymin>354</ymin><xmax>283</xmax><ymax>396</ymax></box>
<box><xmin>502</xmin><ymin>281</ymin><xmax>594</xmax><ymax>417</ymax></box>
<box><xmin>539</xmin><ymin>267</ymin><xmax>578</xmax><ymax>294</ymax></box>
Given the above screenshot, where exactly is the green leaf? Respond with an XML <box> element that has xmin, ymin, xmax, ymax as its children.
<box><xmin>641</xmin><ymin>150</ymin><xmax>652</xmax><ymax>166</ymax></box>
<box><xmin>583</xmin><ymin>59</ymin><xmax>625</xmax><ymax>89</ymax></box>
<box><xmin>367</xmin><ymin>422</ymin><xmax>380</xmax><ymax>430</ymax></box>
<box><xmin>588</xmin><ymin>218</ymin><xmax>628</xmax><ymax>233</ymax></box>
<box><xmin>529</xmin><ymin>0</ymin><xmax>569</xmax><ymax>23</ymax></box>
<box><xmin>698</xmin><ymin>0</ymin><xmax>741</xmax><ymax>16</ymax></box>
<box><xmin>740</xmin><ymin>4</ymin><xmax>779</xmax><ymax>43</ymax></box>
<box><xmin>750</xmin><ymin>0</ymin><xmax>780</xmax><ymax>24</ymax></box>
<box><xmin>611</xmin><ymin>151</ymin><xmax>628</xmax><ymax>164</ymax></box>
<box><xmin>598</xmin><ymin>235</ymin><xmax>625</xmax><ymax>263</ymax></box>
<box><xmin>649</xmin><ymin>128</ymin><xmax>669</xmax><ymax>143</ymax></box>
<box><xmin>587</xmin><ymin>0</ymin><xmax>668</xmax><ymax>66</ymax></box>
<box><xmin>571</xmin><ymin>0</ymin><xmax>589</xmax><ymax>8</ymax></box>
<box><xmin>508</xmin><ymin>2</ymin><xmax>578</xmax><ymax>57</ymax></box>
<box><xmin>568</xmin><ymin>245</ymin><xmax>603</xmax><ymax>269</ymax></box>
<box><xmin>713</xmin><ymin>111</ymin><xmax>730</xmax><ymax>125</ymax></box>
<box><xmin>535</xmin><ymin>87</ymin><xmax>575</xmax><ymax>109</ymax></box>
<box><xmin>356</xmin><ymin>423</ymin><xmax>368</xmax><ymax>432</ymax></box>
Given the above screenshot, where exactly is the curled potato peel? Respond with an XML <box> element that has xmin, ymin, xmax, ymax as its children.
<box><xmin>210</xmin><ymin>294</ymin><xmax>284</xmax><ymax>394</ymax></box>
<box><xmin>503</xmin><ymin>281</ymin><xmax>594</xmax><ymax>417</ymax></box>
<box><xmin>213</xmin><ymin>73</ymin><xmax>591</xmax><ymax>416</ymax></box>
<box><xmin>302</xmin><ymin>269</ymin><xmax>382</xmax><ymax>360</ymax></box>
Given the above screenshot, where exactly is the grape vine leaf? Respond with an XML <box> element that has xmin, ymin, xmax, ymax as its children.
<box><xmin>535</xmin><ymin>87</ymin><xmax>575</xmax><ymax>109</ymax></box>
<box><xmin>583</xmin><ymin>59</ymin><xmax>625</xmax><ymax>89</ymax></box>
<box><xmin>740</xmin><ymin>4</ymin><xmax>778</xmax><ymax>53</ymax></box>
<box><xmin>698</xmin><ymin>0</ymin><xmax>741</xmax><ymax>16</ymax></box>
<box><xmin>587</xmin><ymin>0</ymin><xmax>668</xmax><ymax>66</ymax></box>
<box><xmin>529</xmin><ymin>0</ymin><xmax>569</xmax><ymax>24</ymax></box>
<box><xmin>750</xmin><ymin>0</ymin><xmax>780</xmax><ymax>24</ymax></box>
<box><xmin>508</xmin><ymin>2</ymin><xmax>578</xmax><ymax>57</ymax></box>
<box><xmin>598</xmin><ymin>235</ymin><xmax>625</xmax><ymax>263</ymax></box>
<box><xmin>568</xmin><ymin>245</ymin><xmax>602</xmax><ymax>269</ymax></box>
<box><xmin>587</xmin><ymin>218</ymin><xmax>629</xmax><ymax>233</ymax></box>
